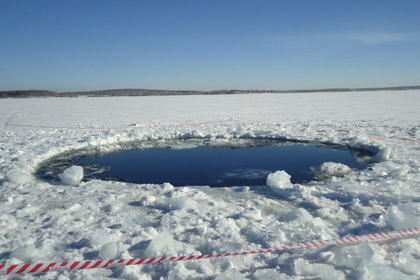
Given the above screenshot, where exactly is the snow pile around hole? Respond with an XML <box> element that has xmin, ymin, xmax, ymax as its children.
<box><xmin>266</xmin><ymin>170</ymin><xmax>293</xmax><ymax>195</ymax></box>
<box><xmin>310</xmin><ymin>162</ymin><xmax>352</xmax><ymax>180</ymax></box>
<box><xmin>58</xmin><ymin>165</ymin><xmax>84</xmax><ymax>186</ymax></box>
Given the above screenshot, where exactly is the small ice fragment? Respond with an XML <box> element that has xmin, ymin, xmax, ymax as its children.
<box><xmin>331</xmin><ymin>243</ymin><xmax>375</xmax><ymax>270</ymax></box>
<box><xmin>252</xmin><ymin>270</ymin><xmax>283</xmax><ymax>279</ymax></box>
<box><xmin>388</xmin><ymin>165</ymin><xmax>409</xmax><ymax>179</ymax></box>
<box><xmin>349</xmin><ymin>135</ymin><xmax>371</xmax><ymax>149</ymax></box>
<box><xmin>90</xmin><ymin>229</ymin><xmax>111</xmax><ymax>247</ymax></box>
<box><xmin>10</xmin><ymin>244</ymin><xmax>36</xmax><ymax>262</ymax></box>
<box><xmin>280</xmin><ymin>208</ymin><xmax>313</xmax><ymax>223</ymax></box>
<box><xmin>310</xmin><ymin>162</ymin><xmax>351</xmax><ymax>180</ymax></box>
<box><xmin>144</xmin><ymin>232</ymin><xmax>174</xmax><ymax>257</ymax></box>
<box><xmin>370</xmin><ymin>147</ymin><xmax>391</xmax><ymax>162</ymax></box>
<box><xmin>6</xmin><ymin>170</ymin><xmax>32</xmax><ymax>184</ymax></box>
<box><xmin>361</xmin><ymin>262</ymin><xmax>413</xmax><ymax>280</ymax></box>
<box><xmin>58</xmin><ymin>165</ymin><xmax>84</xmax><ymax>186</ymax></box>
<box><xmin>140</xmin><ymin>196</ymin><xmax>156</xmax><ymax>206</ymax></box>
<box><xmin>384</xmin><ymin>203</ymin><xmax>420</xmax><ymax>229</ymax></box>
<box><xmin>294</xmin><ymin>259</ymin><xmax>345</xmax><ymax>280</ymax></box>
<box><xmin>215</xmin><ymin>269</ymin><xmax>244</xmax><ymax>280</ymax></box>
<box><xmin>266</xmin><ymin>170</ymin><xmax>293</xmax><ymax>195</ymax></box>
<box><xmin>99</xmin><ymin>242</ymin><xmax>117</xmax><ymax>259</ymax></box>
<box><xmin>161</xmin><ymin>182</ymin><xmax>174</xmax><ymax>193</ymax></box>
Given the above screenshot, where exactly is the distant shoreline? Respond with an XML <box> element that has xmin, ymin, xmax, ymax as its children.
<box><xmin>1</xmin><ymin>85</ymin><xmax>420</xmax><ymax>98</ymax></box>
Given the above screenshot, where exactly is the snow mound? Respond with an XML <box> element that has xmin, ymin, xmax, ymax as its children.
<box><xmin>99</xmin><ymin>242</ymin><xmax>117</xmax><ymax>259</ymax></box>
<box><xmin>252</xmin><ymin>270</ymin><xmax>283</xmax><ymax>279</ymax></box>
<box><xmin>90</xmin><ymin>228</ymin><xmax>112</xmax><ymax>247</ymax></box>
<box><xmin>266</xmin><ymin>170</ymin><xmax>293</xmax><ymax>195</ymax></box>
<box><xmin>161</xmin><ymin>182</ymin><xmax>174</xmax><ymax>193</ymax></box>
<box><xmin>294</xmin><ymin>259</ymin><xmax>346</xmax><ymax>280</ymax></box>
<box><xmin>10</xmin><ymin>244</ymin><xmax>37</xmax><ymax>262</ymax></box>
<box><xmin>140</xmin><ymin>196</ymin><xmax>156</xmax><ymax>206</ymax></box>
<box><xmin>371</xmin><ymin>147</ymin><xmax>391</xmax><ymax>162</ymax></box>
<box><xmin>280</xmin><ymin>208</ymin><xmax>313</xmax><ymax>224</ymax></box>
<box><xmin>331</xmin><ymin>243</ymin><xmax>375</xmax><ymax>270</ymax></box>
<box><xmin>58</xmin><ymin>165</ymin><xmax>84</xmax><ymax>186</ymax></box>
<box><xmin>6</xmin><ymin>170</ymin><xmax>32</xmax><ymax>184</ymax></box>
<box><xmin>389</xmin><ymin>164</ymin><xmax>409</xmax><ymax>179</ymax></box>
<box><xmin>144</xmin><ymin>231</ymin><xmax>174</xmax><ymax>257</ymax></box>
<box><xmin>384</xmin><ymin>203</ymin><xmax>420</xmax><ymax>229</ymax></box>
<box><xmin>360</xmin><ymin>262</ymin><xmax>413</xmax><ymax>280</ymax></box>
<box><xmin>215</xmin><ymin>269</ymin><xmax>244</xmax><ymax>280</ymax></box>
<box><xmin>161</xmin><ymin>197</ymin><xmax>196</xmax><ymax>210</ymax></box>
<box><xmin>310</xmin><ymin>162</ymin><xmax>352</xmax><ymax>180</ymax></box>
<box><xmin>349</xmin><ymin>135</ymin><xmax>372</xmax><ymax>150</ymax></box>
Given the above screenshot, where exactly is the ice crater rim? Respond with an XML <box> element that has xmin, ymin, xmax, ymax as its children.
<box><xmin>38</xmin><ymin>136</ymin><xmax>371</xmax><ymax>163</ymax></box>
<box><xmin>34</xmin><ymin>136</ymin><xmax>375</xmax><ymax>184</ymax></box>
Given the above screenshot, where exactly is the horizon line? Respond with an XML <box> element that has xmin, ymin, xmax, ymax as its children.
<box><xmin>2</xmin><ymin>85</ymin><xmax>420</xmax><ymax>94</ymax></box>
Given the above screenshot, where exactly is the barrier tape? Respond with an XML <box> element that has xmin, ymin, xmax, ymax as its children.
<box><xmin>1</xmin><ymin>227</ymin><xmax>418</xmax><ymax>275</ymax></box>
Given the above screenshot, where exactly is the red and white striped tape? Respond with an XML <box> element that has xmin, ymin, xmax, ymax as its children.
<box><xmin>1</xmin><ymin>227</ymin><xmax>418</xmax><ymax>275</ymax></box>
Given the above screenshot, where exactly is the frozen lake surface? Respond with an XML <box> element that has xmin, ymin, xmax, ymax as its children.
<box><xmin>37</xmin><ymin>139</ymin><xmax>372</xmax><ymax>187</ymax></box>
<box><xmin>1</xmin><ymin>91</ymin><xmax>420</xmax><ymax>279</ymax></box>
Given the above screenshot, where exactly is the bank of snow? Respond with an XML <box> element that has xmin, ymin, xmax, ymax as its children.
<box><xmin>0</xmin><ymin>91</ymin><xmax>420</xmax><ymax>279</ymax></box>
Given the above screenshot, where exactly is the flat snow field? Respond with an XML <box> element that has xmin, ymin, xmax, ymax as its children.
<box><xmin>1</xmin><ymin>91</ymin><xmax>420</xmax><ymax>279</ymax></box>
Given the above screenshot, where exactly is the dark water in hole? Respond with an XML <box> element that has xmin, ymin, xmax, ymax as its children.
<box><xmin>37</xmin><ymin>138</ymin><xmax>372</xmax><ymax>187</ymax></box>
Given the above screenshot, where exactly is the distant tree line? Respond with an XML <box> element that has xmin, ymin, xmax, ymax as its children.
<box><xmin>1</xmin><ymin>86</ymin><xmax>420</xmax><ymax>98</ymax></box>
<box><xmin>0</xmin><ymin>90</ymin><xmax>57</xmax><ymax>98</ymax></box>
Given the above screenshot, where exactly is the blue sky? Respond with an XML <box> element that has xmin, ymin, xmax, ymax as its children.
<box><xmin>1</xmin><ymin>0</ymin><xmax>419</xmax><ymax>91</ymax></box>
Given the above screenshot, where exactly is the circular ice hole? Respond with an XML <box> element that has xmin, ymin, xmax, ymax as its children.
<box><xmin>36</xmin><ymin>138</ymin><xmax>374</xmax><ymax>187</ymax></box>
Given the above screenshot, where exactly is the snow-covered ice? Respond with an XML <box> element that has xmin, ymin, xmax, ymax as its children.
<box><xmin>1</xmin><ymin>90</ymin><xmax>420</xmax><ymax>279</ymax></box>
